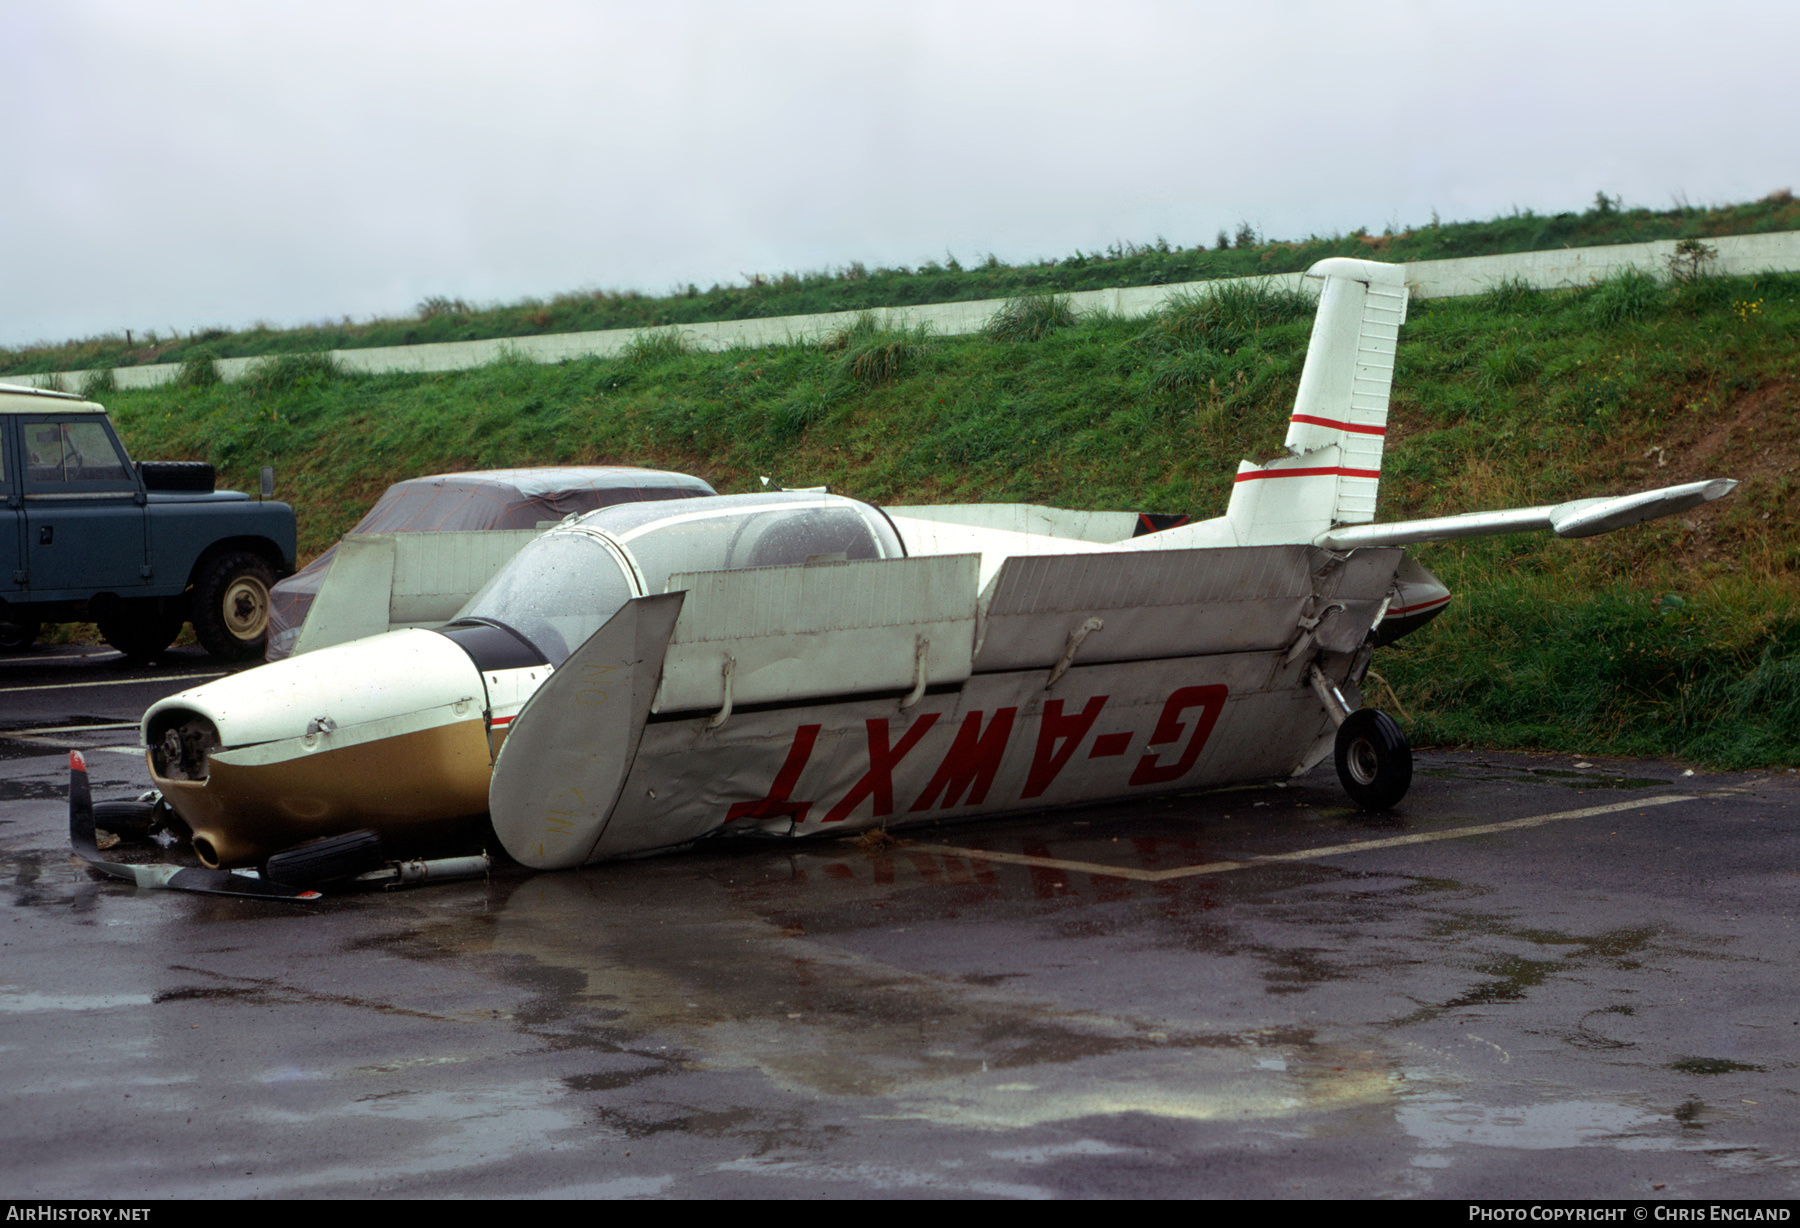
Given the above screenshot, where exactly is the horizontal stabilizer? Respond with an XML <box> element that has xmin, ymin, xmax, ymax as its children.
<box><xmin>1547</xmin><ymin>479</ymin><xmax>1738</xmax><ymax>538</ymax></box>
<box><xmin>1317</xmin><ymin>479</ymin><xmax>1737</xmax><ymax>550</ymax></box>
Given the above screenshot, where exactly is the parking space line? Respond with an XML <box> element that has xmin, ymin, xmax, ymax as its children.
<box><xmin>0</xmin><ymin>722</ymin><xmax>145</xmax><ymax>754</ymax></box>
<box><xmin>2</xmin><ymin>731</ymin><xmax>144</xmax><ymax>752</ymax></box>
<box><xmin>908</xmin><ymin>793</ymin><xmax>1696</xmax><ymax>882</ymax></box>
<box><xmin>0</xmin><ymin>672</ymin><xmax>226</xmax><ymax>695</ymax></box>
<box><xmin>0</xmin><ymin>649</ymin><xmax>123</xmax><ymax>666</ymax></box>
<box><xmin>1</xmin><ymin>733</ymin><xmax>143</xmax><ymax>752</ymax></box>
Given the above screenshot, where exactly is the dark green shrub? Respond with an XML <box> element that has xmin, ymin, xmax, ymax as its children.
<box><xmin>986</xmin><ymin>295</ymin><xmax>1076</xmax><ymax>342</ymax></box>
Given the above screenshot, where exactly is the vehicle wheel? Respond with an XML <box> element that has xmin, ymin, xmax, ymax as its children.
<box><xmin>191</xmin><ymin>552</ymin><xmax>275</xmax><ymax>661</ymax></box>
<box><xmin>0</xmin><ymin>618</ymin><xmax>40</xmax><ymax>651</ymax></box>
<box><xmin>96</xmin><ymin>602</ymin><xmax>184</xmax><ymax>661</ymax></box>
<box><xmin>264</xmin><ymin>829</ymin><xmax>387</xmax><ymax>888</ymax></box>
<box><xmin>1334</xmin><ymin>708</ymin><xmax>1412</xmax><ymax>810</ymax></box>
<box><xmin>93</xmin><ymin>800</ymin><xmax>158</xmax><ymax>838</ymax></box>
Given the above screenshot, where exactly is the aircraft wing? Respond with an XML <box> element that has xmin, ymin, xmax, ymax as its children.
<box><xmin>1316</xmin><ymin>478</ymin><xmax>1736</xmax><ymax>550</ymax></box>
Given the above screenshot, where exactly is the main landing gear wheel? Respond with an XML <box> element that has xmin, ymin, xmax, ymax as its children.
<box><xmin>1335</xmin><ymin>708</ymin><xmax>1412</xmax><ymax>810</ymax></box>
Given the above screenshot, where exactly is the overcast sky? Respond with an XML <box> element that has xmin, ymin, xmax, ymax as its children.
<box><xmin>3</xmin><ymin>0</ymin><xmax>1793</xmax><ymax>349</ymax></box>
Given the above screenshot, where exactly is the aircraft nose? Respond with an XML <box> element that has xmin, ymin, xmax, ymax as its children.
<box><xmin>142</xmin><ymin>629</ymin><xmax>496</xmax><ymax>866</ymax></box>
<box><xmin>143</xmin><ymin>628</ymin><xmax>490</xmax><ymax>760</ymax></box>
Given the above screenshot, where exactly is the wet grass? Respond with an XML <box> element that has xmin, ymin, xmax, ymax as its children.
<box><xmin>1384</xmin><ymin>576</ymin><xmax>1800</xmax><ymax>768</ymax></box>
<box><xmin>92</xmin><ymin>264</ymin><xmax>1800</xmax><ymax>768</ymax></box>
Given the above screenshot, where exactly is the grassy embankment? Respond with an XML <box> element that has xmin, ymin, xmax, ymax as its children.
<box><xmin>94</xmin><ymin>259</ymin><xmax>1800</xmax><ymax>769</ymax></box>
<box><xmin>7</xmin><ymin>191</ymin><xmax>1798</xmax><ymax>376</ymax></box>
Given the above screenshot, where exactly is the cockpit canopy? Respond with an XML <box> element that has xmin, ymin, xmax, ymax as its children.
<box><xmin>447</xmin><ymin>492</ymin><xmax>904</xmax><ymax>665</ymax></box>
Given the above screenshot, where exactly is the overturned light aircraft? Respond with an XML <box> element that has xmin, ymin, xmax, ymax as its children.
<box><xmin>136</xmin><ymin>258</ymin><xmax>1735</xmax><ymax>878</ymax></box>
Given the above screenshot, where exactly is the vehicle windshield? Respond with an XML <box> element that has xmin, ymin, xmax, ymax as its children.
<box><xmin>23</xmin><ymin>419</ymin><xmax>133</xmax><ymax>489</ymax></box>
<box><xmin>451</xmin><ymin>532</ymin><xmax>634</xmax><ymax>666</ymax></box>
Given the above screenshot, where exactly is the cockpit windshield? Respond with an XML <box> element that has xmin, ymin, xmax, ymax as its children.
<box><xmin>451</xmin><ymin>532</ymin><xmax>633</xmax><ymax>666</ymax></box>
<box><xmin>450</xmin><ymin>493</ymin><xmax>903</xmax><ymax>666</ymax></box>
<box><xmin>608</xmin><ymin>493</ymin><xmax>901</xmax><ymax>593</ymax></box>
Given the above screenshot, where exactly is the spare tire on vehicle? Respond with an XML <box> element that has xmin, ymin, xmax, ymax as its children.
<box><xmin>138</xmin><ymin>461</ymin><xmax>216</xmax><ymax>493</ymax></box>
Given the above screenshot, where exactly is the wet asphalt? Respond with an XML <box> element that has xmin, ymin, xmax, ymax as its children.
<box><xmin>3</xmin><ymin>644</ymin><xmax>1799</xmax><ymax>1199</ymax></box>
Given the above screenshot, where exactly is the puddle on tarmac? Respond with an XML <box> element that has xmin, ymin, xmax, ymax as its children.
<box><xmin>407</xmin><ymin>845</ymin><xmax>1676</xmax><ymax>1128</ymax></box>
<box><xmin>1393</xmin><ymin>921</ymin><xmax>1664</xmax><ymax>1025</ymax></box>
<box><xmin>2</xmin><ymin>850</ymin><xmax>111</xmax><ymax>910</ymax></box>
<box><xmin>1421</xmin><ymin>764</ymin><xmax>1672</xmax><ymax>790</ymax></box>
<box><xmin>204</xmin><ymin>1078</ymin><xmax>587</xmax><ymax>1197</ymax></box>
<box><xmin>1401</xmin><ymin>1092</ymin><xmax>1670</xmax><ymax>1151</ymax></box>
<box><xmin>361</xmin><ymin>870</ymin><xmax>1411</xmax><ymax>1130</ymax></box>
<box><xmin>291</xmin><ymin>822</ymin><xmax>1765</xmax><ymax>1153</ymax></box>
<box><xmin>1400</xmin><ymin>1087</ymin><xmax>1798</xmax><ymax>1176</ymax></box>
<box><xmin>882</xmin><ymin>1042</ymin><xmax>1400</xmax><ymax>1132</ymax></box>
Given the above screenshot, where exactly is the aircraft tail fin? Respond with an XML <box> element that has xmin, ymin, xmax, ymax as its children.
<box><xmin>1222</xmin><ymin>258</ymin><xmax>1410</xmax><ymax>545</ymax></box>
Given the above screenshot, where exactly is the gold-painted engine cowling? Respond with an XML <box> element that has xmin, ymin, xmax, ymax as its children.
<box><xmin>141</xmin><ymin>630</ymin><xmax>506</xmax><ymax>867</ymax></box>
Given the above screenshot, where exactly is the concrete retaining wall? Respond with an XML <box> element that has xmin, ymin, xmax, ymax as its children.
<box><xmin>11</xmin><ymin>231</ymin><xmax>1799</xmax><ymax>393</ymax></box>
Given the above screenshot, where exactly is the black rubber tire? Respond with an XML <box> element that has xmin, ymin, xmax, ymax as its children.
<box><xmin>137</xmin><ymin>461</ymin><xmax>216</xmax><ymax>493</ymax></box>
<box><xmin>93</xmin><ymin>800</ymin><xmax>158</xmax><ymax>838</ymax></box>
<box><xmin>0</xmin><ymin>617</ymin><xmax>41</xmax><ymax>651</ymax></box>
<box><xmin>96</xmin><ymin>602</ymin><xmax>185</xmax><ymax>660</ymax></box>
<box><xmin>264</xmin><ymin>829</ymin><xmax>387</xmax><ymax>888</ymax></box>
<box><xmin>1334</xmin><ymin>708</ymin><xmax>1413</xmax><ymax>810</ymax></box>
<box><xmin>191</xmin><ymin>551</ymin><xmax>276</xmax><ymax>661</ymax></box>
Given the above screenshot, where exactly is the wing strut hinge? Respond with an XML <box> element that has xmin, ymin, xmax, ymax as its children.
<box><xmin>1308</xmin><ymin>664</ymin><xmax>1352</xmax><ymax>729</ymax></box>
<box><xmin>708</xmin><ymin>655</ymin><xmax>736</xmax><ymax>729</ymax></box>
